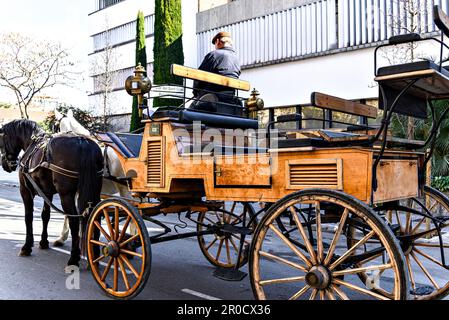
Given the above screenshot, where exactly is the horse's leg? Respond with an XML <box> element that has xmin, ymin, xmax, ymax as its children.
<box><xmin>53</xmin><ymin>216</ymin><xmax>70</xmax><ymax>247</ymax></box>
<box><xmin>39</xmin><ymin>195</ymin><xmax>52</xmax><ymax>249</ymax></box>
<box><xmin>60</xmin><ymin>194</ymin><xmax>81</xmax><ymax>266</ymax></box>
<box><xmin>19</xmin><ymin>185</ymin><xmax>34</xmax><ymax>256</ymax></box>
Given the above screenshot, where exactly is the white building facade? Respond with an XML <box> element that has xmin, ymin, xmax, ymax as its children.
<box><xmin>197</xmin><ymin>0</ymin><xmax>447</xmax><ymax>108</ymax></box>
<box><xmin>88</xmin><ymin>0</ymin><xmax>198</xmax><ymax>128</ymax></box>
<box><xmin>88</xmin><ymin>0</ymin><xmax>449</xmax><ymax>129</ymax></box>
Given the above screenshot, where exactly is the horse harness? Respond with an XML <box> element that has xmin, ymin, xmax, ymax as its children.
<box><xmin>19</xmin><ymin>134</ymin><xmax>100</xmax><ymax>217</ymax></box>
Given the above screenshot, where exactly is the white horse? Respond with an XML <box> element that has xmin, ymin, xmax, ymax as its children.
<box><xmin>53</xmin><ymin>109</ymin><xmax>131</xmax><ymax>246</ymax></box>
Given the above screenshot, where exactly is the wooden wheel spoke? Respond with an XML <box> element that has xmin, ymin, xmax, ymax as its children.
<box><xmin>289</xmin><ymin>206</ymin><xmax>317</xmax><ymax>264</ymax></box>
<box><xmin>259</xmin><ymin>276</ymin><xmax>305</xmax><ymax>286</ymax></box>
<box><xmin>120</xmin><ymin>234</ymin><xmax>140</xmax><ymax>248</ymax></box>
<box><xmin>216</xmin><ymin>239</ymin><xmax>224</xmax><ymax>261</ymax></box>
<box><xmin>90</xmin><ymin>239</ymin><xmax>107</xmax><ymax>247</ymax></box>
<box><xmin>229</xmin><ymin>237</ymin><xmax>239</xmax><ymax>252</ymax></box>
<box><xmin>100</xmin><ymin>257</ymin><xmax>113</xmax><ymax>282</ymax></box>
<box><xmin>309</xmin><ymin>289</ymin><xmax>318</xmax><ymax>300</ymax></box>
<box><xmin>325</xmin><ymin>289</ymin><xmax>336</xmax><ymax>300</ymax></box>
<box><xmin>411</xmin><ymin>252</ymin><xmax>440</xmax><ymax>289</ymax></box>
<box><xmin>332</xmin><ymin>263</ymin><xmax>392</xmax><ymax>276</ymax></box>
<box><xmin>225</xmin><ymin>239</ymin><xmax>232</xmax><ymax>265</ymax></box>
<box><xmin>120</xmin><ymin>255</ymin><xmax>140</xmax><ymax>279</ymax></box>
<box><xmin>120</xmin><ymin>254</ymin><xmax>139</xmax><ymax>279</ymax></box>
<box><xmin>324</xmin><ymin>208</ymin><xmax>349</xmax><ymax>266</ymax></box>
<box><xmin>93</xmin><ymin>255</ymin><xmax>106</xmax><ymax>264</ymax></box>
<box><xmin>113</xmin><ymin>259</ymin><xmax>118</xmax><ymax>292</ymax></box>
<box><xmin>331</xmin><ymin>285</ymin><xmax>349</xmax><ymax>300</ymax></box>
<box><xmin>332</xmin><ymin>278</ymin><xmax>390</xmax><ymax>300</ymax></box>
<box><xmin>103</xmin><ymin>209</ymin><xmax>115</xmax><ymax>240</ymax></box>
<box><xmin>289</xmin><ymin>285</ymin><xmax>310</xmax><ymax>300</ymax></box>
<box><xmin>411</xmin><ymin>217</ymin><xmax>426</xmax><ymax>235</ymax></box>
<box><xmin>319</xmin><ymin>290</ymin><xmax>325</xmax><ymax>300</ymax></box>
<box><xmin>117</xmin><ymin>257</ymin><xmax>130</xmax><ymax>290</ymax></box>
<box><xmin>205</xmin><ymin>237</ymin><xmax>218</xmax><ymax>251</ymax></box>
<box><xmin>120</xmin><ymin>249</ymin><xmax>143</xmax><ymax>259</ymax></box>
<box><xmin>414</xmin><ymin>242</ymin><xmax>449</xmax><ymax>249</ymax></box>
<box><xmin>258</xmin><ymin>250</ymin><xmax>308</xmax><ymax>272</ymax></box>
<box><xmin>405</xmin><ymin>212</ymin><xmax>412</xmax><ymax>234</ymax></box>
<box><xmin>406</xmin><ymin>255</ymin><xmax>416</xmax><ymax>291</ymax></box>
<box><xmin>214</xmin><ymin>211</ymin><xmax>222</xmax><ymax>223</ymax></box>
<box><xmin>395</xmin><ymin>211</ymin><xmax>404</xmax><ymax>233</ymax></box>
<box><xmin>269</xmin><ymin>224</ymin><xmax>313</xmax><ymax>268</ymax></box>
<box><xmin>94</xmin><ymin>221</ymin><xmax>111</xmax><ymax>241</ymax></box>
<box><xmin>114</xmin><ymin>207</ymin><xmax>120</xmax><ymax>242</ymax></box>
<box><xmin>117</xmin><ymin>216</ymin><xmax>131</xmax><ymax>243</ymax></box>
<box><xmin>204</xmin><ymin>216</ymin><xmax>216</xmax><ymax>225</ymax></box>
<box><xmin>329</xmin><ymin>230</ymin><xmax>375</xmax><ymax>271</ymax></box>
<box><xmin>414</xmin><ymin>248</ymin><xmax>445</xmax><ymax>268</ymax></box>
<box><xmin>315</xmin><ymin>201</ymin><xmax>324</xmax><ymax>263</ymax></box>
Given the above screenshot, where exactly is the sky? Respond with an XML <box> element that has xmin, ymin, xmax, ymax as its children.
<box><xmin>0</xmin><ymin>0</ymin><xmax>91</xmax><ymax>108</ymax></box>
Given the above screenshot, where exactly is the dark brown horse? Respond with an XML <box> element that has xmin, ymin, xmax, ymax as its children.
<box><xmin>0</xmin><ymin>119</ymin><xmax>103</xmax><ymax>266</ymax></box>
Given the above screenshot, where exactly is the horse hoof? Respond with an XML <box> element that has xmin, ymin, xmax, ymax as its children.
<box><xmin>53</xmin><ymin>240</ymin><xmax>64</xmax><ymax>247</ymax></box>
<box><xmin>67</xmin><ymin>258</ymin><xmax>80</xmax><ymax>267</ymax></box>
<box><xmin>39</xmin><ymin>241</ymin><xmax>49</xmax><ymax>249</ymax></box>
<box><xmin>18</xmin><ymin>249</ymin><xmax>32</xmax><ymax>257</ymax></box>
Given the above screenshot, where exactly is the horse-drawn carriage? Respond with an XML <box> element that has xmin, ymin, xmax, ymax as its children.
<box><xmin>81</xmin><ymin>5</ymin><xmax>449</xmax><ymax>300</ymax></box>
<box><xmin>3</xmin><ymin>6</ymin><xmax>449</xmax><ymax>301</ymax></box>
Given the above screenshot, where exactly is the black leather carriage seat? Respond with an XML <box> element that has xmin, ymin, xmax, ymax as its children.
<box><xmin>106</xmin><ymin>133</ymin><xmax>143</xmax><ymax>158</ymax></box>
<box><xmin>152</xmin><ymin>108</ymin><xmax>259</xmax><ymax>130</ymax></box>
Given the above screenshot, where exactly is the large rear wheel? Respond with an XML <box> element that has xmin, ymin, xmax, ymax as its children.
<box><xmin>250</xmin><ymin>189</ymin><xmax>408</xmax><ymax>300</ymax></box>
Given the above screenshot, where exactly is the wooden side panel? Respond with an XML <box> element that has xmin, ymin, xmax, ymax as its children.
<box><xmin>171</xmin><ymin>64</ymin><xmax>251</xmax><ymax>91</ymax></box>
<box><xmin>373</xmin><ymin>160</ymin><xmax>419</xmax><ymax>203</ymax></box>
<box><xmin>214</xmin><ymin>154</ymin><xmax>271</xmax><ymax>187</ymax></box>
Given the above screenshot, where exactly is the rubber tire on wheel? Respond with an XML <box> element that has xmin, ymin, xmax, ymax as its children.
<box><xmin>249</xmin><ymin>189</ymin><xmax>409</xmax><ymax>300</ymax></box>
<box><xmin>86</xmin><ymin>198</ymin><xmax>151</xmax><ymax>299</ymax></box>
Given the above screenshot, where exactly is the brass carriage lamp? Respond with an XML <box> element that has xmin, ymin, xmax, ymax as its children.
<box><xmin>125</xmin><ymin>63</ymin><xmax>152</xmax><ymax>117</ymax></box>
<box><xmin>246</xmin><ymin>88</ymin><xmax>264</xmax><ymax>119</ymax></box>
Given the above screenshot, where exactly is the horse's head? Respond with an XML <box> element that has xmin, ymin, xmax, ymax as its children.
<box><xmin>0</xmin><ymin>125</ymin><xmax>19</xmax><ymax>172</ymax></box>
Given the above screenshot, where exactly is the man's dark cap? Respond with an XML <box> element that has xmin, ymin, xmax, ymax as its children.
<box><xmin>212</xmin><ymin>31</ymin><xmax>231</xmax><ymax>44</ymax></box>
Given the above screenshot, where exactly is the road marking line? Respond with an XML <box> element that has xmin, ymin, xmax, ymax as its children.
<box><xmin>50</xmin><ymin>246</ymin><xmax>132</xmax><ymax>274</ymax></box>
<box><xmin>181</xmin><ymin>288</ymin><xmax>221</xmax><ymax>300</ymax></box>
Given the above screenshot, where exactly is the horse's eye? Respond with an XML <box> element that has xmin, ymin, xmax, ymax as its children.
<box><xmin>7</xmin><ymin>155</ymin><xmax>14</xmax><ymax>160</ymax></box>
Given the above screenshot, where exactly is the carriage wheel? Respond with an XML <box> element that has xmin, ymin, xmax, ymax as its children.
<box><xmin>249</xmin><ymin>189</ymin><xmax>408</xmax><ymax>300</ymax></box>
<box><xmin>86</xmin><ymin>198</ymin><xmax>151</xmax><ymax>299</ymax></box>
<box><xmin>357</xmin><ymin>186</ymin><xmax>449</xmax><ymax>300</ymax></box>
<box><xmin>197</xmin><ymin>202</ymin><xmax>257</xmax><ymax>269</ymax></box>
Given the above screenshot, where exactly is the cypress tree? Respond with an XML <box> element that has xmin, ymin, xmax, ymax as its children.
<box><xmin>130</xmin><ymin>10</ymin><xmax>147</xmax><ymax>132</ymax></box>
<box><xmin>153</xmin><ymin>0</ymin><xmax>184</xmax><ymax>108</ymax></box>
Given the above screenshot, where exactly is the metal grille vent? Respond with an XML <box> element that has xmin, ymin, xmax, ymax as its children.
<box><xmin>287</xmin><ymin>159</ymin><xmax>342</xmax><ymax>189</ymax></box>
<box><xmin>147</xmin><ymin>139</ymin><xmax>162</xmax><ymax>186</ymax></box>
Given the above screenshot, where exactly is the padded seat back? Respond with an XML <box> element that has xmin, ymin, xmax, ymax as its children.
<box><xmin>153</xmin><ymin>108</ymin><xmax>259</xmax><ymax>130</ymax></box>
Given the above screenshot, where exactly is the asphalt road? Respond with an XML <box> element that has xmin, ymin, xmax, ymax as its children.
<box><xmin>0</xmin><ymin>171</ymin><xmax>257</xmax><ymax>300</ymax></box>
<box><xmin>0</xmin><ymin>170</ymin><xmax>447</xmax><ymax>301</ymax></box>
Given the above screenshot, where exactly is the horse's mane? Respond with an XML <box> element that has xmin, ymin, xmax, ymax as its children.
<box><xmin>2</xmin><ymin>119</ymin><xmax>44</xmax><ymax>151</ymax></box>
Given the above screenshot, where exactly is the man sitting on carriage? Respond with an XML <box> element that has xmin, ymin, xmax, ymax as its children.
<box><xmin>192</xmin><ymin>31</ymin><xmax>242</xmax><ymax>115</ymax></box>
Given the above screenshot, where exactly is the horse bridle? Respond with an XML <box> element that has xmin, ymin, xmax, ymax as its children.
<box><xmin>0</xmin><ymin>130</ymin><xmax>18</xmax><ymax>171</ymax></box>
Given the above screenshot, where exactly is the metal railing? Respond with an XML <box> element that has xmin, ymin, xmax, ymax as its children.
<box><xmin>197</xmin><ymin>0</ymin><xmax>449</xmax><ymax>67</ymax></box>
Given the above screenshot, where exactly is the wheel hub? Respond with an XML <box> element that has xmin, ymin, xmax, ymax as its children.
<box><xmin>305</xmin><ymin>266</ymin><xmax>331</xmax><ymax>290</ymax></box>
<box><xmin>103</xmin><ymin>241</ymin><xmax>120</xmax><ymax>258</ymax></box>
<box><xmin>399</xmin><ymin>236</ymin><xmax>414</xmax><ymax>255</ymax></box>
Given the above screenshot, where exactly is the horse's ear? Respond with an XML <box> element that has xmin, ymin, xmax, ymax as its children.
<box><xmin>54</xmin><ymin>109</ymin><xmax>64</xmax><ymax>121</ymax></box>
<box><xmin>67</xmin><ymin>109</ymin><xmax>74</xmax><ymax>119</ymax></box>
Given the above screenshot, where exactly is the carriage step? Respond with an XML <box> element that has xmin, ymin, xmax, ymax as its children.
<box><xmin>411</xmin><ymin>285</ymin><xmax>434</xmax><ymax>296</ymax></box>
<box><xmin>213</xmin><ymin>267</ymin><xmax>247</xmax><ymax>281</ymax></box>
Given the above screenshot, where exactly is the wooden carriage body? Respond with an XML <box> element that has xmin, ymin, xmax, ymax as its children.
<box><xmin>104</xmin><ymin>118</ymin><xmax>424</xmax><ymax>206</ymax></box>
